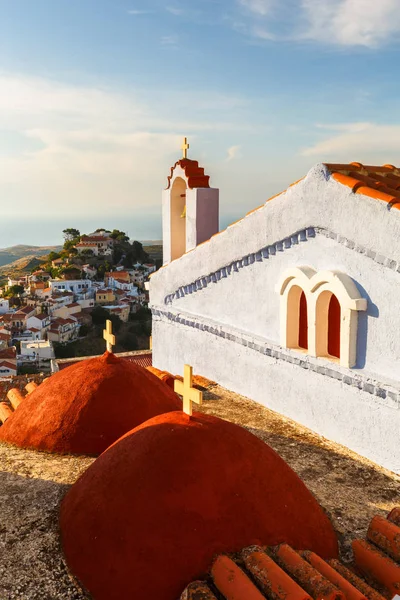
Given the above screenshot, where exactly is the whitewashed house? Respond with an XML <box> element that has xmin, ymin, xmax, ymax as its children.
<box><xmin>49</xmin><ymin>279</ymin><xmax>92</xmax><ymax>296</ymax></box>
<box><xmin>106</xmin><ymin>274</ymin><xmax>134</xmax><ymax>292</ymax></box>
<box><xmin>26</xmin><ymin>313</ymin><xmax>51</xmax><ymax>339</ymax></box>
<box><xmin>47</xmin><ymin>317</ymin><xmax>80</xmax><ymax>344</ymax></box>
<box><xmin>150</xmin><ymin>154</ymin><xmax>400</xmax><ymax>474</ymax></box>
<box><xmin>19</xmin><ymin>340</ymin><xmax>55</xmax><ymax>372</ymax></box>
<box><xmin>0</xmin><ymin>299</ymin><xmax>9</xmax><ymax>314</ymax></box>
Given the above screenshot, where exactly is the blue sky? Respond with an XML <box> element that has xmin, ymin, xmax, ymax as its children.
<box><xmin>1</xmin><ymin>0</ymin><xmax>400</xmax><ymax>246</ymax></box>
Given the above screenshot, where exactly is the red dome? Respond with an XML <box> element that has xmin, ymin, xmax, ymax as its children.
<box><xmin>0</xmin><ymin>352</ymin><xmax>181</xmax><ymax>455</ymax></box>
<box><xmin>60</xmin><ymin>411</ymin><xmax>338</xmax><ymax>599</ymax></box>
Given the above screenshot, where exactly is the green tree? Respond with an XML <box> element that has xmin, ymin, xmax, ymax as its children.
<box><xmin>129</xmin><ymin>306</ymin><xmax>151</xmax><ymax>321</ymax></box>
<box><xmin>48</xmin><ymin>251</ymin><xmax>61</xmax><ymax>262</ymax></box>
<box><xmin>63</xmin><ymin>228</ymin><xmax>81</xmax><ymax>242</ymax></box>
<box><xmin>91</xmin><ymin>306</ymin><xmax>110</xmax><ymax>325</ymax></box>
<box><xmin>5</xmin><ymin>284</ymin><xmax>24</xmax><ymax>297</ymax></box>
<box><xmin>54</xmin><ymin>341</ymin><xmax>78</xmax><ymax>359</ymax></box>
<box><xmin>113</xmin><ymin>247</ymin><xmax>124</xmax><ymax>264</ymax></box>
<box><xmin>60</xmin><ymin>265</ymin><xmax>82</xmax><ymax>280</ymax></box>
<box><xmin>131</xmin><ymin>240</ymin><xmax>149</xmax><ymax>263</ymax></box>
<box><xmin>120</xmin><ymin>332</ymin><xmax>138</xmax><ymax>351</ymax></box>
<box><xmin>110</xmin><ymin>229</ymin><xmax>129</xmax><ymax>243</ymax></box>
<box><xmin>91</xmin><ymin>306</ymin><xmax>122</xmax><ymax>334</ymax></box>
<box><xmin>79</xmin><ymin>324</ymin><xmax>90</xmax><ymax>336</ymax></box>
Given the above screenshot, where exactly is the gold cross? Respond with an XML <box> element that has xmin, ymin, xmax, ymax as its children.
<box><xmin>174</xmin><ymin>364</ymin><xmax>203</xmax><ymax>416</ymax></box>
<box><xmin>103</xmin><ymin>319</ymin><xmax>116</xmax><ymax>353</ymax></box>
<box><xmin>181</xmin><ymin>137</ymin><xmax>189</xmax><ymax>159</ymax></box>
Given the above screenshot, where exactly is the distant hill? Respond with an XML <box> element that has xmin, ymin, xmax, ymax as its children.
<box><xmin>0</xmin><ymin>245</ymin><xmax>62</xmax><ymax>269</ymax></box>
<box><xmin>0</xmin><ymin>255</ymin><xmax>47</xmax><ymax>279</ymax></box>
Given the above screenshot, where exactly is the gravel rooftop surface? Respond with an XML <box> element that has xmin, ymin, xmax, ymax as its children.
<box><xmin>1</xmin><ymin>382</ymin><xmax>399</xmax><ymax>599</ymax></box>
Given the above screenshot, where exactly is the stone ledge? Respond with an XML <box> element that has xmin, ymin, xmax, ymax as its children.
<box><xmin>152</xmin><ymin>307</ymin><xmax>400</xmax><ymax>408</ymax></box>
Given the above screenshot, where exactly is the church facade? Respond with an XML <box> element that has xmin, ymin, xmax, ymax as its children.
<box><xmin>150</xmin><ymin>154</ymin><xmax>400</xmax><ymax>474</ymax></box>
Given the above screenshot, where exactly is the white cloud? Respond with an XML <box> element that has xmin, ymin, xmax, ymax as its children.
<box><xmin>302</xmin><ymin>122</ymin><xmax>400</xmax><ymax>163</ymax></box>
<box><xmin>0</xmin><ymin>73</ymin><xmax>251</xmax><ymax>218</ymax></box>
<box><xmin>301</xmin><ymin>0</ymin><xmax>400</xmax><ymax>47</ymax></box>
<box><xmin>226</xmin><ymin>145</ymin><xmax>241</xmax><ymax>161</ymax></box>
<box><xmin>235</xmin><ymin>0</ymin><xmax>400</xmax><ymax>47</ymax></box>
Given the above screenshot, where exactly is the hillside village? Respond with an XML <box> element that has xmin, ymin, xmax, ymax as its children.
<box><xmin>0</xmin><ymin>228</ymin><xmax>158</xmax><ymax>378</ymax></box>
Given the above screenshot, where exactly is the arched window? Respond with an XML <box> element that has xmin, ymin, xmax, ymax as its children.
<box><xmin>170</xmin><ymin>177</ymin><xmax>187</xmax><ymax>261</ymax></box>
<box><xmin>299</xmin><ymin>291</ymin><xmax>308</xmax><ymax>350</ymax></box>
<box><xmin>277</xmin><ymin>267</ymin><xmax>367</xmax><ymax>368</ymax></box>
<box><xmin>315</xmin><ymin>291</ymin><xmax>341</xmax><ymax>361</ymax></box>
<box><xmin>328</xmin><ymin>294</ymin><xmax>341</xmax><ymax>359</ymax></box>
<box><xmin>282</xmin><ymin>284</ymin><xmax>309</xmax><ymax>351</ymax></box>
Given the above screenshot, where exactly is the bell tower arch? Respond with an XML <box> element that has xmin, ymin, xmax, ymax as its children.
<box><xmin>162</xmin><ymin>139</ymin><xmax>219</xmax><ymax>265</ymax></box>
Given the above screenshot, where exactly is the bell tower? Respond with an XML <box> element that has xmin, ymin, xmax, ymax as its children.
<box><xmin>162</xmin><ymin>138</ymin><xmax>219</xmax><ymax>265</ymax></box>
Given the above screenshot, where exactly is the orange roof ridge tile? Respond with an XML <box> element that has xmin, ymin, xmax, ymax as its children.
<box><xmin>242</xmin><ymin>546</ymin><xmax>311</xmax><ymax>600</ymax></box>
<box><xmin>211</xmin><ymin>555</ymin><xmax>265</xmax><ymax>600</ymax></box>
<box><xmin>326</xmin><ymin>560</ymin><xmax>386</xmax><ymax>600</ymax></box>
<box><xmin>274</xmin><ymin>544</ymin><xmax>344</xmax><ymax>600</ymax></box>
<box><xmin>0</xmin><ymin>402</ymin><xmax>13</xmax><ymax>424</ymax></box>
<box><xmin>301</xmin><ymin>551</ymin><xmax>367</xmax><ymax>600</ymax></box>
<box><xmin>182</xmin><ymin>508</ymin><xmax>400</xmax><ymax>600</ymax></box>
<box><xmin>367</xmin><ymin>516</ymin><xmax>400</xmax><ymax>564</ymax></box>
<box><xmin>352</xmin><ymin>539</ymin><xmax>400</xmax><ymax>597</ymax></box>
<box><xmin>387</xmin><ymin>507</ymin><xmax>400</xmax><ymax>528</ymax></box>
<box><xmin>328</xmin><ymin>162</ymin><xmax>400</xmax><ymax>210</ymax></box>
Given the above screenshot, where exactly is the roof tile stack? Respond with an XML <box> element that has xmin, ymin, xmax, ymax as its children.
<box><xmin>182</xmin><ymin>509</ymin><xmax>400</xmax><ymax>600</ymax></box>
<box><xmin>327</xmin><ymin>162</ymin><xmax>400</xmax><ymax>210</ymax></box>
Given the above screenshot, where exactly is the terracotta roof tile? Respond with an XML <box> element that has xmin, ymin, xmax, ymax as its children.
<box><xmin>181</xmin><ymin>509</ymin><xmax>400</xmax><ymax>600</ymax></box>
<box><xmin>0</xmin><ymin>347</ymin><xmax>16</xmax><ymax>360</ymax></box>
<box><xmin>326</xmin><ymin>162</ymin><xmax>400</xmax><ymax>210</ymax></box>
<box><xmin>57</xmin><ymin>351</ymin><xmax>152</xmax><ymax>371</ymax></box>
<box><xmin>0</xmin><ymin>361</ymin><xmax>17</xmax><ymax>370</ymax></box>
<box><xmin>166</xmin><ymin>159</ymin><xmax>210</xmax><ymax>190</ymax></box>
<box><xmin>163</xmin><ymin>162</ymin><xmax>400</xmax><ymax>266</ymax></box>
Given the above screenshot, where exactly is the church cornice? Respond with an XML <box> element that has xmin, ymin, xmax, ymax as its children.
<box><xmin>151</xmin><ymin>306</ymin><xmax>400</xmax><ymax>402</ymax></box>
<box><xmin>162</xmin><ymin>226</ymin><xmax>400</xmax><ymax>306</ymax></box>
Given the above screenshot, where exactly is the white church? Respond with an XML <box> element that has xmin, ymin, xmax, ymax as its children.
<box><xmin>150</xmin><ymin>143</ymin><xmax>400</xmax><ymax>474</ymax></box>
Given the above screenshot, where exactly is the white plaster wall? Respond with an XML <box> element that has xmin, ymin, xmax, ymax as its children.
<box><xmin>152</xmin><ymin>164</ymin><xmax>400</xmax><ymax>304</ymax></box>
<box><xmin>151</xmin><ymin>163</ymin><xmax>400</xmax><ymax>473</ymax></box>
<box><xmin>151</xmin><ymin>164</ymin><xmax>400</xmax><ymax>382</ymax></box>
<box><xmin>160</xmin><ymin>235</ymin><xmax>400</xmax><ymax>381</ymax></box>
<box><xmin>153</xmin><ymin>317</ymin><xmax>400</xmax><ymax>474</ymax></box>
<box><xmin>186</xmin><ymin>188</ymin><xmax>219</xmax><ymax>252</ymax></box>
<box><xmin>162</xmin><ymin>189</ymin><xmax>172</xmax><ymax>265</ymax></box>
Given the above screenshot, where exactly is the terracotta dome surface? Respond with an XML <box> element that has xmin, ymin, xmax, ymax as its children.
<box><xmin>60</xmin><ymin>411</ymin><xmax>338</xmax><ymax>600</ymax></box>
<box><xmin>0</xmin><ymin>352</ymin><xmax>181</xmax><ymax>455</ymax></box>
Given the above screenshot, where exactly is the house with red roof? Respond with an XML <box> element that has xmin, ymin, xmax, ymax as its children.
<box><xmin>26</xmin><ymin>313</ymin><xmax>51</xmax><ymax>339</ymax></box>
<box><xmin>0</xmin><ymin>346</ymin><xmax>17</xmax><ymax>377</ymax></box>
<box><xmin>77</xmin><ymin>234</ymin><xmax>114</xmax><ymax>256</ymax></box>
<box><xmin>47</xmin><ymin>316</ymin><xmax>80</xmax><ymax>344</ymax></box>
<box><xmin>105</xmin><ymin>271</ymin><xmax>135</xmax><ymax>292</ymax></box>
<box><xmin>150</xmin><ymin>150</ymin><xmax>400</xmax><ymax>475</ymax></box>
